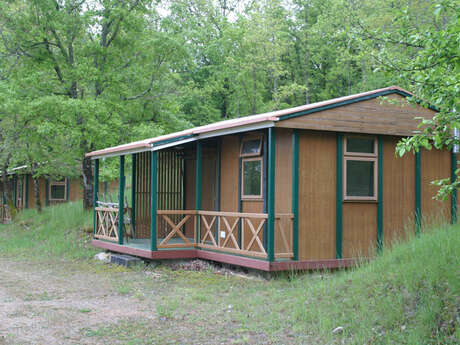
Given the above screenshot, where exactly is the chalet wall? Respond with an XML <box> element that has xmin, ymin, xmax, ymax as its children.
<box><xmin>295</xmin><ymin>130</ymin><xmax>452</xmax><ymax>261</ymax></box>
<box><xmin>420</xmin><ymin>148</ymin><xmax>451</xmax><ymax>225</ymax></box>
<box><xmin>382</xmin><ymin>137</ymin><xmax>415</xmax><ymax>245</ymax></box>
<box><xmin>220</xmin><ymin>135</ymin><xmax>239</xmax><ymax>213</ymax></box>
<box><xmin>297</xmin><ymin>131</ymin><xmax>336</xmax><ymax>260</ymax></box>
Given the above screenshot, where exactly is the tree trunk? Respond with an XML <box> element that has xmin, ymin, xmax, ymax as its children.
<box><xmin>2</xmin><ymin>164</ymin><xmax>16</xmax><ymax>220</ymax></box>
<box><xmin>33</xmin><ymin>178</ymin><xmax>42</xmax><ymax>212</ymax></box>
<box><xmin>305</xmin><ymin>50</ymin><xmax>310</xmax><ymax>104</ymax></box>
<box><xmin>82</xmin><ymin>155</ymin><xmax>93</xmax><ymax>209</ymax></box>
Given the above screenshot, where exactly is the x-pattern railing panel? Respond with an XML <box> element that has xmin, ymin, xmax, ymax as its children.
<box><xmin>94</xmin><ymin>207</ymin><xmax>119</xmax><ymax>242</ymax></box>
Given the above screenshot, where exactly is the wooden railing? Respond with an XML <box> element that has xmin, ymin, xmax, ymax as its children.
<box><xmin>94</xmin><ymin>206</ymin><xmax>119</xmax><ymax>242</ymax></box>
<box><xmin>157</xmin><ymin>210</ymin><xmax>196</xmax><ymax>249</ymax></box>
<box><xmin>274</xmin><ymin>214</ymin><xmax>294</xmax><ymax>259</ymax></box>
<box><xmin>198</xmin><ymin>211</ymin><xmax>268</xmax><ymax>258</ymax></box>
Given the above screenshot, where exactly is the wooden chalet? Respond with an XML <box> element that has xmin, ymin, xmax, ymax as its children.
<box><xmin>0</xmin><ymin>167</ymin><xmax>117</xmax><ymax>222</ymax></box>
<box><xmin>86</xmin><ymin>86</ymin><xmax>456</xmax><ymax>271</ymax></box>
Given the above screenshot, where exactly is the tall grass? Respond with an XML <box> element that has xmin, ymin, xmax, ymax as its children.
<box><xmin>0</xmin><ymin>201</ymin><xmax>97</xmax><ymax>261</ymax></box>
<box><xmin>291</xmin><ymin>223</ymin><xmax>460</xmax><ymax>344</ymax></box>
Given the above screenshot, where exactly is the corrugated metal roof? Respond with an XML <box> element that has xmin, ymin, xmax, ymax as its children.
<box><xmin>86</xmin><ymin>85</ymin><xmax>412</xmax><ymax>158</ymax></box>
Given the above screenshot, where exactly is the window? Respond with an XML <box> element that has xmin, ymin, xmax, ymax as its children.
<box><xmin>240</xmin><ymin>135</ymin><xmax>262</xmax><ymax>157</ymax></box>
<box><xmin>242</xmin><ymin>158</ymin><xmax>263</xmax><ymax>199</ymax></box>
<box><xmin>343</xmin><ymin>136</ymin><xmax>377</xmax><ymax>201</ymax></box>
<box><xmin>240</xmin><ymin>134</ymin><xmax>263</xmax><ymax>199</ymax></box>
<box><xmin>49</xmin><ymin>179</ymin><xmax>67</xmax><ymax>201</ymax></box>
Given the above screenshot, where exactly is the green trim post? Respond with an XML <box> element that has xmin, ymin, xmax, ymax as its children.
<box><xmin>336</xmin><ymin>133</ymin><xmax>343</xmax><ymax>259</ymax></box>
<box><xmin>292</xmin><ymin>130</ymin><xmax>299</xmax><ymax>260</ymax></box>
<box><xmin>377</xmin><ymin>137</ymin><xmax>383</xmax><ymax>252</ymax></box>
<box><xmin>25</xmin><ymin>174</ymin><xmax>29</xmax><ymax>209</ymax></box>
<box><xmin>118</xmin><ymin>155</ymin><xmax>125</xmax><ymax>245</ymax></box>
<box><xmin>13</xmin><ymin>175</ymin><xmax>17</xmax><ymax>208</ymax></box>
<box><xmin>93</xmin><ymin>159</ymin><xmax>99</xmax><ymax>236</ymax></box>
<box><xmin>237</xmin><ymin>135</ymin><xmax>242</xmax><ymax>248</ymax></box>
<box><xmin>196</xmin><ymin>141</ymin><xmax>202</xmax><ymax>244</ymax></box>
<box><xmin>267</xmin><ymin>127</ymin><xmax>276</xmax><ymax>262</ymax></box>
<box><xmin>45</xmin><ymin>179</ymin><xmax>49</xmax><ymax>206</ymax></box>
<box><xmin>451</xmin><ymin>151</ymin><xmax>457</xmax><ymax>224</ymax></box>
<box><xmin>150</xmin><ymin>151</ymin><xmax>158</xmax><ymax>251</ymax></box>
<box><xmin>415</xmin><ymin>151</ymin><xmax>421</xmax><ymax>235</ymax></box>
<box><xmin>216</xmin><ymin>139</ymin><xmax>221</xmax><ymax>241</ymax></box>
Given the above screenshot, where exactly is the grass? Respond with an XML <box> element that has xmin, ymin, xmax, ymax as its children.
<box><xmin>0</xmin><ymin>201</ymin><xmax>98</xmax><ymax>261</ymax></box>
<box><xmin>0</xmin><ymin>201</ymin><xmax>459</xmax><ymax>344</ymax></box>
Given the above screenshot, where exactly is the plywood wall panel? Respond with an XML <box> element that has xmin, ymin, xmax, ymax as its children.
<box><xmin>220</xmin><ymin>135</ymin><xmax>239</xmax><ymax>212</ymax></box>
<box><xmin>342</xmin><ymin>203</ymin><xmax>377</xmax><ymax>258</ymax></box>
<box><xmin>421</xmin><ymin>148</ymin><xmax>450</xmax><ymax>225</ymax></box>
<box><xmin>275</xmin><ymin>128</ymin><xmax>292</xmax><ymax>214</ymax></box>
<box><xmin>298</xmin><ymin>131</ymin><xmax>336</xmax><ymax>260</ymax></box>
<box><xmin>382</xmin><ymin>137</ymin><xmax>415</xmax><ymax>245</ymax></box>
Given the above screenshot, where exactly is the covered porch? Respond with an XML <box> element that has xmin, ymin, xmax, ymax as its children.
<box><xmin>91</xmin><ymin>133</ymin><xmax>295</xmax><ymax>270</ymax></box>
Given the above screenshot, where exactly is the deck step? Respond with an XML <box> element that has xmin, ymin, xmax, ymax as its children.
<box><xmin>110</xmin><ymin>254</ymin><xmax>142</xmax><ymax>267</ymax></box>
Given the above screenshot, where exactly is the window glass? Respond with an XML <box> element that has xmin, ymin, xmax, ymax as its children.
<box><xmin>241</xmin><ymin>139</ymin><xmax>262</xmax><ymax>156</ymax></box>
<box><xmin>346</xmin><ymin>160</ymin><xmax>374</xmax><ymax>197</ymax></box>
<box><xmin>243</xmin><ymin>160</ymin><xmax>262</xmax><ymax>197</ymax></box>
<box><xmin>347</xmin><ymin>137</ymin><xmax>375</xmax><ymax>154</ymax></box>
<box><xmin>51</xmin><ymin>184</ymin><xmax>66</xmax><ymax>200</ymax></box>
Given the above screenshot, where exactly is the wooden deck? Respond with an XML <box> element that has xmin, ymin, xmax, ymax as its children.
<box><xmin>92</xmin><ymin>238</ymin><xmax>356</xmax><ymax>271</ymax></box>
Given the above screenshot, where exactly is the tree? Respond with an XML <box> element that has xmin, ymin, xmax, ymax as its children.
<box><xmin>0</xmin><ymin>0</ymin><xmax>187</xmax><ymax>209</ymax></box>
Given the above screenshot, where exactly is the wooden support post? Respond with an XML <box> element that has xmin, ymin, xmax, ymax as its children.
<box><xmin>292</xmin><ymin>130</ymin><xmax>299</xmax><ymax>261</ymax></box>
<box><xmin>93</xmin><ymin>159</ymin><xmax>99</xmax><ymax>236</ymax></box>
<box><xmin>267</xmin><ymin>127</ymin><xmax>276</xmax><ymax>262</ymax></box>
<box><xmin>132</xmin><ymin>154</ymin><xmax>136</xmax><ymax>235</ymax></box>
<box><xmin>118</xmin><ymin>155</ymin><xmax>125</xmax><ymax>245</ymax></box>
<box><xmin>25</xmin><ymin>174</ymin><xmax>29</xmax><ymax>209</ymax></box>
<box><xmin>66</xmin><ymin>178</ymin><xmax>70</xmax><ymax>201</ymax></box>
<box><xmin>150</xmin><ymin>151</ymin><xmax>158</xmax><ymax>251</ymax></box>
<box><xmin>196</xmin><ymin>141</ymin><xmax>202</xmax><ymax>244</ymax></box>
<box><xmin>45</xmin><ymin>179</ymin><xmax>49</xmax><ymax>207</ymax></box>
<box><xmin>415</xmin><ymin>151</ymin><xmax>421</xmax><ymax>235</ymax></box>
<box><xmin>13</xmin><ymin>175</ymin><xmax>17</xmax><ymax>208</ymax></box>
<box><xmin>377</xmin><ymin>137</ymin><xmax>383</xmax><ymax>252</ymax></box>
<box><xmin>451</xmin><ymin>151</ymin><xmax>457</xmax><ymax>224</ymax></box>
<box><xmin>336</xmin><ymin>133</ymin><xmax>343</xmax><ymax>259</ymax></box>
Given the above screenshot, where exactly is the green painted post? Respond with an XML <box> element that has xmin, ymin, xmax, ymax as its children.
<box><xmin>66</xmin><ymin>178</ymin><xmax>70</xmax><ymax>201</ymax></box>
<box><xmin>150</xmin><ymin>151</ymin><xmax>158</xmax><ymax>251</ymax></box>
<box><xmin>45</xmin><ymin>179</ymin><xmax>49</xmax><ymax>206</ymax></box>
<box><xmin>196</xmin><ymin>142</ymin><xmax>202</xmax><ymax>244</ymax></box>
<box><xmin>415</xmin><ymin>151</ymin><xmax>421</xmax><ymax>235</ymax></box>
<box><xmin>267</xmin><ymin>127</ymin><xmax>276</xmax><ymax>262</ymax></box>
<box><xmin>118</xmin><ymin>156</ymin><xmax>125</xmax><ymax>245</ymax></box>
<box><xmin>93</xmin><ymin>159</ymin><xmax>99</xmax><ymax>236</ymax></box>
<box><xmin>377</xmin><ymin>137</ymin><xmax>383</xmax><ymax>252</ymax></box>
<box><xmin>13</xmin><ymin>175</ymin><xmax>17</xmax><ymax>208</ymax></box>
<box><xmin>451</xmin><ymin>151</ymin><xmax>457</xmax><ymax>224</ymax></box>
<box><xmin>131</xmin><ymin>154</ymin><xmax>136</xmax><ymax>235</ymax></box>
<box><xmin>336</xmin><ymin>133</ymin><xmax>343</xmax><ymax>259</ymax></box>
<box><xmin>292</xmin><ymin>130</ymin><xmax>299</xmax><ymax>261</ymax></box>
<box><xmin>25</xmin><ymin>175</ymin><xmax>29</xmax><ymax>209</ymax></box>
<box><xmin>216</xmin><ymin>139</ymin><xmax>221</xmax><ymax>242</ymax></box>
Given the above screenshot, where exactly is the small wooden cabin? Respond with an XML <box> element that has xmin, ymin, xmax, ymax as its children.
<box><xmin>0</xmin><ymin>168</ymin><xmax>117</xmax><ymax>222</ymax></box>
<box><xmin>86</xmin><ymin>86</ymin><xmax>456</xmax><ymax>271</ymax></box>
